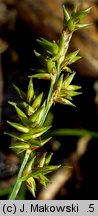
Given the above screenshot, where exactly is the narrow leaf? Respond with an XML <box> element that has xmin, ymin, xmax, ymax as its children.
<box><xmin>20</xmin><ymin>126</ymin><xmax>51</xmax><ymax>140</ymax></box>
<box><xmin>63</xmin><ymin>6</ymin><xmax>70</xmax><ymax>21</ymax></box>
<box><xmin>32</xmin><ymin>92</ymin><xmax>43</xmax><ymax>111</ymax></box>
<box><xmin>63</xmin><ymin>72</ymin><xmax>76</xmax><ymax>88</ymax></box>
<box><xmin>15</xmin><ymin>106</ymin><xmax>28</xmax><ymax>124</ymax></box>
<box><xmin>65</xmin><ymin>50</ymin><xmax>79</xmax><ymax>61</ymax></box>
<box><xmin>45</xmin><ymin>153</ymin><xmax>53</xmax><ymax>165</ymax></box>
<box><xmin>65</xmin><ymin>90</ymin><xmax>81</xmax><ymax>97</ymax></box>
<box><xmin>25</xmin><ymin>104</ymin><xmax>35</xmax><ymax>116</ymax></box>
<box><xmin>56</xmin><ymin>74</ymin><xmax>64</xmax><ymax>93</ymax></box>
<box><xmin>10</xmin><ymin>142</ymin><xmax>30</xmax><ymax>150</ymax></box>
<box><xmin>27</xmin><ymin>78</ymin><xmax>34</xmax><ymax>104</ymax></box>
<box><xmin>77</xmin><ymin>7</ymin><xmax>92</xmax><ymax>20</ymax></box>
<box><xmin>61</xmin><ymin>66</ymin><xmax>72</xmax><ymax>73</ymax></box>
<box><xmin>7</xmin><ymin>121</ymin><xmax>29</xmax><ymax>133</ymax></box>
<box><xmin>29</xmin><ymin>106</ymin><xmax>45</xmax><ymax>124</ymax></box>
<box><xmin>12</xmin><ymin>84</ymin><xmax>26</xmax><ymax>100</ymax></box>
<box><xmin>67</xmin><ymin>18</ymin><xmax>75</xmax><ymax>31</ymax></box>
<box><xmin>4</xmin><ymin>132</ymin><xmax>24</xmax><ymax>141</ymax></box>
<box><xmin>52</xmin><ymin>128</ymin><xmax>98</xmax><ymax>138</ymax></box>
<box><xmin>67</xmin><ymin>85</ymin><xmax>81</xmax><ymax>90</ymax></box>
<box><xmin>31</xmin><ymin>73</ymin><xmax>51</xmax><ymax>80</ymax></box>
<box><xmin>25</xmin><ymin>177</ymin><xmax>36</xmax><ymax>197</ymax></box>
<box><xmin>75</xmin><ymin>23</ymin><xmax>92</xmax><ymax>30</ymax></box>
<box><xmin>39</xmin><ymin>152</ymin><xmax>47</xmax><ymax>167</ymax></box>
<box><xmin>56</xmin><ymin>97</ymin><xmax>75</xmax><ymax>107</ymax></box>
<box><xmin>34</xmin><ymin>50</ymin><xmax>46</xmax><ymax>66</ymax></box>
<box><xmin>23</xmin><ymin>156</ymin><xmax>36</xmax><ymax>174</ymax></box>
<box><xmin>30</xmin><ymin>137</ymin><xmax>52</xmax><ymax>147</ymax></box>
<box><xmin>31</xmin><ymin>68</ymin><xmax>46</xmax><ymax>73</ymax></box>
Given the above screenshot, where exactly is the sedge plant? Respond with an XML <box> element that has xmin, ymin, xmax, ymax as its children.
<box><xmin>4</xmin><ymin>6</ymin><xmax>92</xmax><ymax>200</ymax></box>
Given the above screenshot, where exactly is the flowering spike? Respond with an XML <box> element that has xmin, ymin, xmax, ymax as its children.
<box><xmin>63</xmin><ymin>6</ymin><xmax>92</xmax><ymax>32</ymax></box>
<box><xmin>4</xmin><ymin>5</ymin><xmax>92</xmax><ymax>199</ymax></box>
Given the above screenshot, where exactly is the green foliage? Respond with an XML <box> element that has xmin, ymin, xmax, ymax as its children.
<box><xmin>52</xmin><ymin>128</ymin><xmax>98</xmax><ymax>138</ymax></box>
<box><xmin>21</xmin><ymin>153</ymin><xmax>59</xmax><ymax>197</ymax></box>
<box><xmin>5</xmin><ymin>5</ymin><xmax>91</xmax><ymax>199</ymax></box>
<box><xmin>63</xmin><ymin>6</ymin><xmax>92</xmax><ymax>31</ymax></box>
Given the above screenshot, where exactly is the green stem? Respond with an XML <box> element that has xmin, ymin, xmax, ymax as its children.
<box><xmin>40</xmin><ymin>63</ymin><xmax>61</xmax><ymax>126</ymax></box>
<box><xmin>52</xmin><ymin>128</ymin><xmax>98</xmax><ymax>138</ymax></box>
<box><xmin>40</xmin><ymin>82</ymin><xmax>54</xmax><ymax>125</ymax></box>
<box><xmin>9</xmin><ymin>149</ymin><xmax>31</xmax><ymax>200</ymax></box>
<box><xmin>56</xmin><ymin>63</ymin><xmax>60</xmax><ymax>80</ymax></box>
<box><xmin>47</xmin><ymin>82</ymin><xmax>54</xmax><ymax>104</ymax></box>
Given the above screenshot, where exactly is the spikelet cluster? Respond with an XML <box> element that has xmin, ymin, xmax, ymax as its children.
<box><xmin>5</xmin><ymin>6</ymin><xmax>92</xmax><ymax>197</ymax></box>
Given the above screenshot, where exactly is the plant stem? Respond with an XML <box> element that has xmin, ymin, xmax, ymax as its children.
<box><xmin>40</xmin><ymin>63</ymin><xmax>61</xmax><ymax>126</ymax></box>
<box><xmin>52</xmin><ymin>128</ymin><xmax>98</xmax><ymax>138</ymax></box>
<box><xmin>56</xmin><ymin>63</ymin><xmax>60</xmax><ymax>80</ymax></box>
<box><xmin>40</xmin><ymin>82</ymin><xmax>54</xmax><ymax>126</ymax></box>
<box><xmin>9</xmin><ymin>149</ymin><xmax>31</xmax><ymax>200</ymax></box>
<box><xmin>47</xmin><ymin>82</ymin><xmax>54</xmax><ymax>104</ymax></box>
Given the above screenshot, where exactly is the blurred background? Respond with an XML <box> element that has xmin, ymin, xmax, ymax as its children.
<box><xmin>0</xmin><ymin>0</ymin><xmax>98</xmax><ymax>200</ymax></box>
